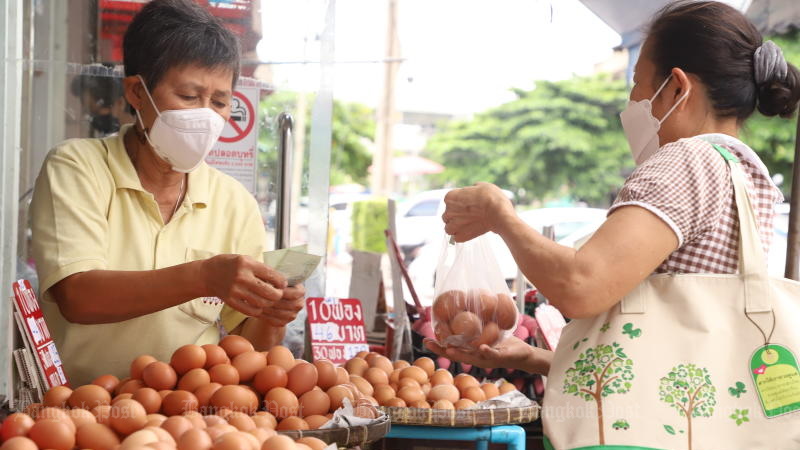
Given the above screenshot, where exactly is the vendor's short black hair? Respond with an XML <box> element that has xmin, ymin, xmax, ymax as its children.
<box><xmin>123</xmin><ymin>0</ymin><xmax>240</xmax><ymax>93</ymax></box>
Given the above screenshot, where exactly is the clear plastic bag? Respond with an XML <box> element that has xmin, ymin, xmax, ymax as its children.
<box><xmin>432</xmin><ymin>234</ymin><xmax>518</xmax><ymax>350</ymax></box>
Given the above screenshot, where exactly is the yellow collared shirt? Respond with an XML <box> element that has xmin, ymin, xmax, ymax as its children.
<box><xmin>31</xmin><ymin>124</ymin><xmax>261</xmax><ymax>385</ymax></box>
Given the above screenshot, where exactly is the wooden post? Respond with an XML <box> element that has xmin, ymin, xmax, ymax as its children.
<box><xmin>785</xmin><ymin>113</ymin><xmax>800</xmax><ymax>281</ymax></box>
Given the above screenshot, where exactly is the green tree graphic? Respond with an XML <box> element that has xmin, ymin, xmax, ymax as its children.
<box><xmin>563</xmin><ymin>342</ymin><xmax>634</xmax><ymax>445</ymax></box>
<box><xmin>659</xmin><ymin>364</ymin><xmax>717</xmax><ymax>450</ymax></box>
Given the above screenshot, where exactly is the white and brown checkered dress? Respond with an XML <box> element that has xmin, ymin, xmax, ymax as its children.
<box><xmin>609</xmin><ymin>134</ymin><xmax>784</xmax><ymax>274</ymax></box>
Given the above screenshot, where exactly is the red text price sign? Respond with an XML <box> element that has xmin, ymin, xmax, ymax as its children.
<box><xmin>306</xmin><ymin>297</ymin><xmax>369</xmax><ymax>365</ymax></box>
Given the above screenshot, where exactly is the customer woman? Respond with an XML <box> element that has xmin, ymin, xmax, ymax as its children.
<box><xmin>30</xmin><ymin>0</ymin><xmax>303</xmax><ymax>386</ymax></box>
<box><xmin>426</xmin><ymin>1</ymin><xmax>799</xmax><ymax>445</ymax></box>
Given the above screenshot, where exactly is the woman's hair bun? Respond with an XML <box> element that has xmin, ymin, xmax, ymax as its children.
<box><xmin>757</xmin><ymin>64</ymin><xmax>800</xmax><ymax>118</ymax></box>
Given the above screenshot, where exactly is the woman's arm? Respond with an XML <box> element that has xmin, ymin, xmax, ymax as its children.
<box><xmin>51</xmin><ymin>254</ymin><xmax>286</xmax><ymax>324</ymax></box>
<box><xmin>444</xmin><ymin>183</ymin><xmax>678</xmax><ymax>318</ymax></box>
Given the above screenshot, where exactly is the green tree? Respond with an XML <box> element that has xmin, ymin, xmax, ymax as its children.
<box><xmin>563</xmin><ymin>342</ymin><xmax>635</xmax><ymax>445</ymax></box>
<box><xmin>658</xmin><ymin>363</ymin><xmax>717</xmax><ymax>450</ymax></box>
<box><xmin>259</xmin><ymin>91</ymin><xmax>375</xmax><ymax>186</ymax></box>
<box><xmin>426</xmin><ymin>74</ymin><xmax>631</xmax><ymax>206</ymax></box>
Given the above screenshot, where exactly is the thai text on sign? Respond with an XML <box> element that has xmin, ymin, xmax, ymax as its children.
<box><xmin>306</xmin><ymin>297</ymin><xmax>369</xmax><ymax>365</ymax></box>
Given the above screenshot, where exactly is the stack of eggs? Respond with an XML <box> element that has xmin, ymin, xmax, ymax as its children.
<box><xmin>432</xmin><ymin>289</ymin><xmax>518</xmax><ymax>349</ymax></box>
<box><xmin>343</xmin><ymin>354</ymin><xmax>518</xmax><ymax>410</ymax></box>
<box><xmin>0</xmin><ymin>335</ymin><xmax>381</xmax><ymax>450</ymax></box>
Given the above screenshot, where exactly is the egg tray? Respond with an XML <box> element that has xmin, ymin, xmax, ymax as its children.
<box><xmin>378</xmin><ymin>404</ymin><xmax>540</xmax><ymax>427</ymax></box>
<box><xmin>277</xmin><ymin>414</ymin><xmax>390</xmax><ymax>447</ymax></box>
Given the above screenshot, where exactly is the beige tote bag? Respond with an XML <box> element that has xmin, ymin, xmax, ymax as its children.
<box><xmin>542</xmin><ymin>146</ymin><xmax>800</xmax><ymax>450</ymax></box>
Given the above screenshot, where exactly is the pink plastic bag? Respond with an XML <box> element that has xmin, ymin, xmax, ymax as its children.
<box><xmin>431</xmin><ymin>234</ymin><xmax>518</xmax><ymax>350</ymax></box>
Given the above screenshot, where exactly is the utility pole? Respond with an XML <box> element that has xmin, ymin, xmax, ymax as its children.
<box><xmin>371</xmin><ymin>0</ymin><xmax>400</xmax><ymax>196</ymax></box>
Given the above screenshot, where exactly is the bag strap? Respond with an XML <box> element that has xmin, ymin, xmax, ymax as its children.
<box><xmin>711</xmin><ymin>143</ymin><xmax>772</xmax><ymax>313</ymax></box>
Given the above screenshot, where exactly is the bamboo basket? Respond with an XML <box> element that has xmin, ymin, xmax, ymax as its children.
<box><xmin>277</xmin><ymin>414</ymin><xmax>390</xmax><ymax>447</ymax></box>
<box><xmin>379</xmin><ymin>404</ymin><xmax>540</xmax><ymax>427</ymax></box>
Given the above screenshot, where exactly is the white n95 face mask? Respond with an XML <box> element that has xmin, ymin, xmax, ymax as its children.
<box><xmin>620</xmin><ymin>74</ymin><xmax>689</xmax><ymax>166</ymax></box>
<box><xmin>134</xmin><ymin>75</ymin><xmax>226</xmax><ymax>173</ymax></box>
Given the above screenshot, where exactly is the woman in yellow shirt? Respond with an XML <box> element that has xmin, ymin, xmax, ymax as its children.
<box><xmin>30</xmin><ymin>0</ymin><xmax>301</xmax><ymax>385</ymax></box>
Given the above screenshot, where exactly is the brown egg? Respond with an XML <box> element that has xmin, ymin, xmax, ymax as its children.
<box><xmin>68</xmin><ymin>384</ymin><xmax>111</xmax><ymax>410</ymax></box>
<box><xmin>210</xmin><ymin>385</ymin><xmax>259</xmax><ymax>414</ymax></box>
<box><xmin>300</xmin><ymin>414</ymin><xmax>327</xmax><ymax>430</ymax></box>
<box><xmin>296</xmin><ymin>436</ymin><xmax>328</xmax><ymax>450</ymax></box>
<box><xmin>298</xmin><ymin>389</ymin><xmax>330</xmax><ymax>417</ymax></box>
<box><xmin>399</xmin><ymin>378</ymin><xmax>423</xmax><ymax>392</ymax></box>
<box><xmin>463</xmin><ymin>386</ymin><xmax>486</xmax><ymax>403</ymax></box>
<box><xmin>251</xmin><ymin>411</ymin><xmax>277</xmax><ymax>429</ymax></box>
<box><xmin>344</xmin><ymin>357</ymin><xmax>368</xmax><ymax>376</ymax></box>
<box><xmin>287</xmin><ymin>362</ymin><xmax>318</xmax><ymax>396</ymax></box>
<box><xmin>142</xmin><ymin>361</ymin><xmax>177</xmax><ymax>391</ymax></box>
<box><xmin>389</xmin><ymin>369</ymin><xmax>402</xmax><ymax>385</ymax></box>
<box><xmin>113</xmin><ymin>392</ymin><xmax>134</xmax><ymax>404</ymax></box>
<box><xmin>208</xmin><ymin>430</ymin><xmax>253</xmax><ymax>450</ymax></box>
<box><xmin>397</xmin><ymin>386</ymin><xmax>425</xmax><ymax>404</ymax></box>
<box><xmin>182</xmin><ymin>410</ymin><xmax>206</xmax><ymax>429</ymax></box>
<box><xmin>169</xmin><ymin>344</ymin><xmax>206</xmax><ymax>375</ymax></box>
<box><xmin>27</xmin><ymin>419</ymin><xmax>74</xmax><ymax>450</ymax></box>
<box><xmin>384</xmin><ymin>397</ymin><xmax>406</xmax><ymax>407</ymax></box>
<box><xmin>208</xmin><ymin>363</ymin><xmax>240</xmax><ymax>385</ymax></box>
<box><xmin>335</xmin><ymin>367</ymin><xmax>350</xmax><ymax>385</ymax></box>
<box><xmin>0</xmin><ymin>437</ymin><xmax>37</xmax><ymax>450</ymax></box>
<box><xmin>476</xmin><ymin>289</ymin><xmax>499</xmax><ymax>322</ymax></box>
<box><xmin>248</xmin><ymin>427</ymin><xmax>275</xmax><ymax>445</ymax></box>
<box><xmin>393</xmin><ymin>360</ymin><xmax>411</xmax><ymax>370</ymax></box>
<box><xmin>109</xmin><ymin>399</ymin><xmax>147</xmax><ymax>436</ymax></box>
<box><xmin>205</xmin><ymin>423</ymin><xmax>236</xmax><ymax>441</ymax></box>
<box><xmin>349</xmin><ymin>375</ymin><xmax>374</xmax><ymax>397</ymax></box>
<box><xmin>161</xmin><ymin>390</ymin><xmax>199</xmax><ymax>416</ymax></box>
<box><xmin>203</xmin><ymin>414</ymin><xmax>226</xmax><ymax>428</ymax></box>
<box><xmin>42</xmin><ymin>385</ymin><xmax>72</xmax><ymax>408</ymax></box>
<box><xmin>219</xmin><ymin>335</ymin><xmax>255</xmax><ymax>359</ymax></box>
<box><xmin>474</xmin><ymin>321</ymin><xmax>501</xmax><ymax>347</ymax></box>
<box><xmin>363</xmin><ymin>367</ymin><xmax>389</xmax><ymax>387</ymax></box>
<box><xmin>263</xmin><ymin>387</ymin><xmax>299</xmax><ymax>419</ymax></box>
<box><xmin>160</xmin><ymin>415</ymin><xmax>193</xmax><ymax>441</ymax></box>
<box><xmin>201</xmin><ymin>344</ymin><xmax>229</xmax><ymax>368</ymax></box>
<box><xmin>369</xmin><ymin>355</ymin><xmax>394</xmax><ymax>375</ymax></box>
<box><xmin>145</xmin><ymin>413</ymin><xmax>167</xmax><ymax>428</ymax></box>
<box><xmin>225</xmin><ymin>411</ymin><xmax>256</xmax><ymax>432</ymax></box>
<box><xmin>264</xmin><ymin>434</ymin><xmax>300</xmax><ymax>450</ymax></box>
<box><xmin>430</xmin><ymin>369</ymin><xmax>454</xmax><ymax>386</ymax></box>
<box><xmin>92</xmin><ymin>374</ymin><xmax>120</xmax><ymax>394</ymax></box>
<box><xmin>194</xmin><ymin>382</ymin><xmax>223</xmax><ymax>414</ymax></box>
<box><xmin>413</xmin><ymin>357</ymin><xmax>435</xmax><ymax>377</ymax></box>
<box><xmin>67</xmin><ymin>408</ymin><xmax>97</xmax><ymax>429</ymax></box>
<box><xmin>481</xmin><ymin>383</ymin><xmax>500</xmax><ymax>399</ymax></box>
<box><xmin>158</xmin><ymin>389</ymin><xmax>172</xmax><ymax>399</ymax></box>
<box><xmin>215</xmin><ymin>407</ymin><xmax>234</xmax><ymax>420</ymax></box>
<box><xmin>75</xmin><ymin>422</ymin><xmax>120</xmax><ymax>450</ymax></box>
<box><xmin>232</xmin><ymin>350</ymin><xmax>267</xmax><ymax>382</ymax></box>
<box><xmin>400</xmin><ymin>366</ymin><xmax>428</xmax><ymax>384</ymax></box>
<box><xmin>409</xmin><ymin>400</ymin><xmax>431</xmax><ymax>408</ymax></box>
<box><xmin>422</xmin><ymin>383</ymin><xmax>432</xmax><ymax>396</ymax></box>
<box><xmin>373</xmin><ymin>385</ymin><xmax>396</xmax><ymax>406</ymax></box>
<box><xmin>34</xmin><ymin>407</ymin><xmax>75</xmax><ymax>434</ymax></box>
<box><xmin>130</xmin><ymin>355</ymin><xmax>157</xmax><ymax>380</ymax></box>
<box><xmin>455</xmin><ymin>398</ymin><xmax>476</xmax><ymax>410</ymax></box>
<box><xmin>118</xmin><ymin>379</ymin><xmax>145</xmax><ymax>395</ymax></box>
<box><xmin>454</xmin><ymin>374</ymin><xmax>480</xmax><ymax>393</ymax></box>
<box><xmin>428</xmin><ymin>384</ymin><xmax>459</xmax><ymax>403</ymax></box>
<box><xmin>91</xmin><ymin>404</ymin><xmax>112</xmax><ymax>426</ymax></box>
<box><xmin>132</xmin><ymin>388</ymin><xmax>162</xmax><ymax>414</ymax></box>
<box><xmin>265</xmin><ymin>345</ymin><xmax>294</xmax><ymax>371</ymax></box>
<box><xmin>276</xmin><ymin>416</ymin><xmax>309</xmax><ymax>431</ymax></box>
<box><xmin>495</xmin><ymin>293</ymin><xmax>518</xmax><ymax>330</ymax></box>
<box><xmin>432</xmin><ymin>290</ymin><xmax>466</xmax><ymax>322</ymax></box>
<box><xmin>177</xmin><ymin>368</ymin><xmax>211</xmax><ymax>392</ymax></box>
<box><xmin>326</xmin><ymin>385</ymin><xmax>354</xmax><ymax>411</ymax></box>
<box><xmin>312</xmin><ymin>359</ymin><xmax>337</xmax><ymax>390</ymax></box>
<box><xmin>450</xmin><ymin>311</ymin><xmax>482</xmax><ymax>339</ymax></box>
<box><xmin>1</xmin><ymin>412</ymin><xmax>34</xmax><ymax>440</ymax></box>
<box><xmin>252</xmin><ymin>365</ymin><xmax>288</xmax><ymax>395</ymax></box>
<box><xmin>177</xmin><ymin>428</ymin><xmax>212</xmax><ymax>450</ymax></box>
<box><xmin>432</xmin><ymin>399</ymin><xmax>455</xmax><ymax>410</ymax></box>
<box><xmin>499</xmin><ymin>381</ymin><xmax>517</xmax><ymax>394</ymax></box>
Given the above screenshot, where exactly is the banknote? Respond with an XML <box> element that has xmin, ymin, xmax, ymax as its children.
<box><xmin>263</xmin><ymin>246</ymin><xmax>321</xmax><ymax>287</ymax></box>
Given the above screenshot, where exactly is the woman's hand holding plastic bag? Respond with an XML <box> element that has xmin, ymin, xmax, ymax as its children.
<box><xmin>442</xmin><ymin>182</ymin><xmax>515</xmax><ymax>242</ymax></box>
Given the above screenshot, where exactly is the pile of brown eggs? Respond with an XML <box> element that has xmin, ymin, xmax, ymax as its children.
<box><xmin>431</xmin><ymin>289</ymin><xmax>518</xmax><ymax>350</ymax></box>
<box><xmin>0</xmin><ymin>335</ymin><xmax>383</xmax><ymax>450</ymax></box>
<box><xmin>343</xmin><ymin>354</ymin><xmax>518</xmax><ymax>410</ymax></box>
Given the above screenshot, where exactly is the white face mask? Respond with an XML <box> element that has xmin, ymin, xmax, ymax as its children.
<box><xmin>134</xmin><ymin>75</ymin><xmax>226</xmax><ymax>173</ymax></box>
<box><xmin>620</xmin><ymin>74</ymin><xmax>690</xmax><ymax>165</ymax></box>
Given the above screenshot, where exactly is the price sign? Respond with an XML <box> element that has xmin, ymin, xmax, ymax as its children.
<box><xmin>306</xmin><ymin>297</ymin><xmax>369</xmax><ymax>365</ymax></box>
<box><xmin>12</xmin><ymin>279</ymin><xmax>69</xmax><ymax>388</ymax></box>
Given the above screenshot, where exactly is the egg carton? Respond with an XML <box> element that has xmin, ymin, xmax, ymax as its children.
<box><xmin>11</xmin><ymin>347</ymin><xmax>42</xmax><ymax>410</ymax></box>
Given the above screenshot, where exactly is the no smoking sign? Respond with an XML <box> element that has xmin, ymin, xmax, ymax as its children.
<box><xmin>219</xmin><ymin>90</ymin><xmax>255</xmax><ymax>143</ymax></box>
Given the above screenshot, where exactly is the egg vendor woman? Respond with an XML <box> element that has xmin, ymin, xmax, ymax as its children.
<box><xmin>29</xmin><ymin>0</ymin><xmax>303</xmax><ymax>386</ymax></box>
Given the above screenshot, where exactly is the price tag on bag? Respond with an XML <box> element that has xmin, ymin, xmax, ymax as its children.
<box><xmin>306</xmin><ymin>297</ymin><xmax>369</xmax><ymax>365</ymax></box>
